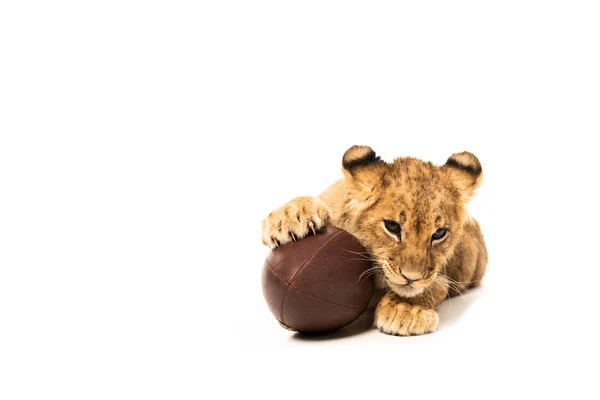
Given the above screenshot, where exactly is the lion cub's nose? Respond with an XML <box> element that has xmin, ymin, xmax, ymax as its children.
<box><xmin>400</xmin><ymin>269</ymin><xmax>424</xmax><ymax>285</ymax></box>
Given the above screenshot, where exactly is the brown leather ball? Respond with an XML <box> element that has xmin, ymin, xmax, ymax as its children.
<box><xmin>262</xmin><ymin>226</ymin><xmax>374</xmax><ymax>333</ymax></box>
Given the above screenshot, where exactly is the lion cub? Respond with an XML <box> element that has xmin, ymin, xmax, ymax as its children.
<box><xmin>261</xmin><ymin>145</ymin><xmax>487</xmax><ymax>336</ymax></box>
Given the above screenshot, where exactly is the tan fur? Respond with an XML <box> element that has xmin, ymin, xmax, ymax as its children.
<box><xmin>262</xmin><ymin>145</ymin><xmax>488</xmax><ymax>336</ymax></box>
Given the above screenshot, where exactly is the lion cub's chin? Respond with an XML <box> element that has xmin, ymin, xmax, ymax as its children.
<box><xmin>387</xmin><ymin>282</ymin><xmax>425</xmax><ymax>298</ymax></box>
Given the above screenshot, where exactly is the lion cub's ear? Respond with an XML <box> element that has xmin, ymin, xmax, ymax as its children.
<box><xmin>444</xmin><ymin>151</ymin><xmax>483</xmax><ymax>196</ymax></box>
<box><xmin>342</xmin><ymin>145</ymin><xmax>381</xmax><ymax>176</ymax></box>
<box><xmin>342</xmin><ymin>145</ymin><xmax>384</xmax><ymax>186</ymax></box>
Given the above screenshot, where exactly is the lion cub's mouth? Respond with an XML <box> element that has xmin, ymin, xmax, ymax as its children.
<box><xmin>386</xmin><ymin>280</ymin><xmax>425</xmax><ymax>297</ymax></box>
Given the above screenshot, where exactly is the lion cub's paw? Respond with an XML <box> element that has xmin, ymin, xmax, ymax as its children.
<box><xmin>261</xmin><ymin>196</ymin><xmax>331</xmax><ymax>248</ymax></box>
<box><xmin>374</xmin><ymin>293</ymin><xmax>439</xmax><ymax>336</ymax></box>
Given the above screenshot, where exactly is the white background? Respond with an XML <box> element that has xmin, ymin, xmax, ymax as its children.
<box><xmin>1</xmin><ymin>1</ymin><xmax>599</xmax><ymax>399</ymax></box>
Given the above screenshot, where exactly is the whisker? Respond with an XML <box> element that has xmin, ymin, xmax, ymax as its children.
<box><xmin>441</xmin><ymin>274</ymin><xmax>477</xmax><ymax>286</ymax></box>
<box><xmin>346</xmin><ymin>258</ymin><xmax>379</xmax><ymax>263</ymax></box>
<box><xmin>342</xmin><ymin>250</ymin><xmax>374</xmax><ymax>258</ymax></box>
<box><xmin>356</xmin><ymin>265</ymin><xmax>385</xmax><ymax>283</ymax></box>
<box><xmin>442</xmin><ymin>275</ymin><xmax>473</xmax><ymax>295</ymax></box>
<box><xmin>437</xmin><ymin>274</ymin><xmax>471</xmax><ymax>302</ymax></box>
<box><xmin>433</xmin><ymin>278</ymin><xmax>452</xmax><ymax>311</ymax></box>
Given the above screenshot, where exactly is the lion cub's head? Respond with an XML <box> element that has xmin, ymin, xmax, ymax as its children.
<box><xmin>338</xmin><ymin>145</ymin><xmax>482</xmax><ymax>298</ymax></box>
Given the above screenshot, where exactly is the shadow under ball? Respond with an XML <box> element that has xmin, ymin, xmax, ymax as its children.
<box><xmin>262</xmin><ymin>226</ymin><xmax>374</xmax><ymax>333</ymax></box>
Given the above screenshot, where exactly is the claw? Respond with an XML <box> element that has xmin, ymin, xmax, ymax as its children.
<box><xmin>290</xmin><ymin>233</ymin><xmax>297</xmax><ymax>241</ymax></box>
<box><xmin>308</xmin><ymin>221</ymin><xmax>316</xmax><ymax>235</ymax></box>
<box><xmin>272</xmin><ymin>237</ymin><xmax>280</xmax><ymax>248</ymax></box>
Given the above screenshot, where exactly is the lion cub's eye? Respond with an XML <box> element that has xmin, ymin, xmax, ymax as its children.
<box><xmin>384</xmin><ymin>220</ymin><xmax>402</xmax><ymax>235</ymax></box>
<box><xmin>431</xmin><ymin>228</ymin><xmax>448</xmax><ymax>241</ymax></box>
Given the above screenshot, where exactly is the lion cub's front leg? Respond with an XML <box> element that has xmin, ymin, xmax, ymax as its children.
<box><xmin>261</xmin><ymin>196</ymin><xmax>331</xmax><ymax>248</ymax></box>
<box><xmin>374</xmin><ymin>292</ymin><xmax>440</xmax><ymax>336</ymax></box>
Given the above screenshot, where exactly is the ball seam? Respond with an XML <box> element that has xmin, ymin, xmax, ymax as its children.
<box><xmin>267</xmin><ymin>230</ymin><xmax>350</xmax><ymax>324</ymax></box>
<box><xmin>279</xmin><ymin>231</ymin><xmax>343</xmax><ymax>324</ymax></box>
<box><xmin>288</xmin><ymin>230</ymin><xmax>344</xmax><ymax>285</ymax></box>
<box><xmin>264</xmin><ymin>260</ymin><xmax>363</xmax><ymax>310</ymax></box>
